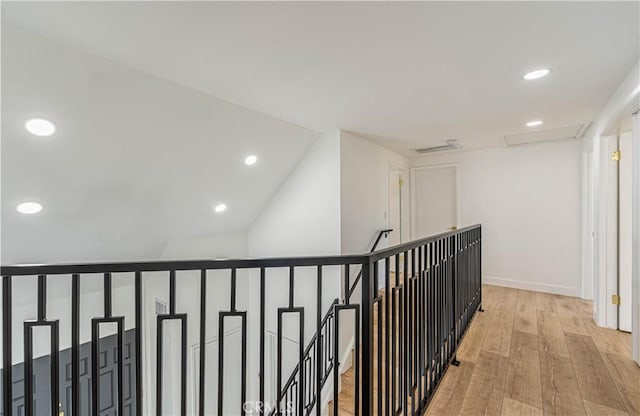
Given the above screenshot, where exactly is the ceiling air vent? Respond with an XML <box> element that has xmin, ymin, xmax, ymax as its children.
<box><xmin>504</xmin><ymin>123</ymin><xmax>589</xmax><ymax>147</ymax></box>
<box><xmin>414</xmin><ymin>139</ymin><xmax>461</xmax><ymax>154</ymax></box>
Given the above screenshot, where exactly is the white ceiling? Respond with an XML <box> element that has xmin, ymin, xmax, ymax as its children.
<box><xmin>2</xmin><ymin>2</ymin><xmax>638</xmax><ymax>264</ymax></box>
<box><xmin>1</xmin><ymin>23</ymin><xmax>317</xmax><ymax>264</ymax></box>
<box><xmin>3</xmin><ymin>1</ymin><xmax>638</xmax><ymax>155</ymax></box>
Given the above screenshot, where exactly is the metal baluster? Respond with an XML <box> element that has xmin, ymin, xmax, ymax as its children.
<box><xmin>135</xmin><ymin>271</ymin><xmax>143</xmax><ymax>416</ymax></box>
<box><xmin>199</xmin><ymin>270</ymin><xmax>207</xmax><ymax>416</ymax></box>
<box><xmin>2</xmin><ymin>276</ymin><xmax>12</xmax><ymax>416</ymax></box>
<box><xmin>384</xmin><ymin>258</ymin><xmax>390</xmax><ymax>416</ymax></box>
<box><xmin>361</xmin><ymin>260</ymin><xmax>374</xmax><ymax>416</ymax></box>
<box><xmin>316</xmin><ymin>266</ymin><xmax>323</xmax><ymax>416</ymax></box>
<box><xmin>259</xmin><ymin>267</ymin><xmax>266</xmax><ymax>415</ymax></box>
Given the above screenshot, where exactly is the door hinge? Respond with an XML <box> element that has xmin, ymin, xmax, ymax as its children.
<box><xmin>612</xmin><ymin>294</ymin><xmax>621</xmax><ymax>305</ymax></box>
<box><xmin>612</xmin><ymin>150</ymin><xmax>621</xmax><ymax>161</ymax></box>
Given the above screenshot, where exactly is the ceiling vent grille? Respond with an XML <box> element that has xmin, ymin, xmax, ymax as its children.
<box><xmin>414</xmin><ymin>139</ymin><xmax>461</xmax><ymax>154</ymax></box>
<box><xmin>504</xmin><ymin>123</ymin><xmax>588</xmax><ymax>147</ymax></box>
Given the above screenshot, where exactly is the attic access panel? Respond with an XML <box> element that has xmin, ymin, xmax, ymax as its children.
<box><xmin>504</xmin><ymin>123</ymin><xmax>588</xmax><ymax>147</ymax></box>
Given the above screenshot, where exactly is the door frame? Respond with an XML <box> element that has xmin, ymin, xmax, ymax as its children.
<box><xmin>387</xmin><ymin>164</ymin><xmax>409</xmax><ymax>245</ymax></box>
<box><xmin>410</xmin><ymin>163</ymin><xmax>462</xmax><ymax>240</ymax></box>
<box><xmin>632</xmin><ymin>112</ymin><xmax>640</xmax><ymax>363</ymax></box>
<box><xmin>618</xmin><ymin>132</ymin><xmax>633</xmax><ymax>332</ymax></box>
<box><xmin>591</xmin><ymin>113</ymin><xmax>640</xmax><ymax>364</ymax></box>
<box><xmin>581</xmin><ymin>143</ymin><xmax>595</xmax><ymax>301</ymax></box>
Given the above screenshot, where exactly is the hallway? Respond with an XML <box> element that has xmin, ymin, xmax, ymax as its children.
<box><xmin>427</xmin><ymin>285</ymin><xmax>639</xmax><ymax>416</ymax></box>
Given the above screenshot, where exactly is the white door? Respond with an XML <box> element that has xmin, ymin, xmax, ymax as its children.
<box><xmin>412</xmin><ymin>166</ymin><xmax>458</xmax><ymax>238</ymax></box>
<box><xmin>619</xmin><ymin>132</ymin><xmax>633</xmax><ymax>331</ymax></box>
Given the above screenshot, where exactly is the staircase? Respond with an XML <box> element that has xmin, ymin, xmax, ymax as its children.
<box><xmin>328</xmin><ymin>284</ymin><xmax>395</xmax><ymax>415</ymax></box>
<box><xmin>271</xmin><ymin>229</ymin><xmax>393</xmax><ymax>416</ymax></box>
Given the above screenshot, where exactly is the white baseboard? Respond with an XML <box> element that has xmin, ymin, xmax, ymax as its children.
<box><xmin>483</xmin><ymin>275</ymin><xmax>580</xmax><ymax>297</ymax></box>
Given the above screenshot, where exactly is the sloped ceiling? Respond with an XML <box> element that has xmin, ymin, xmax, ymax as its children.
<box><xmin>3</xmin><ymin>1</ymin><xmax>638</xmax><ymax>154</ymax></box>
<box><xmin>1</xmin><ymin>24</ymin><xmax>317</xmax><ymax>264</ymax></box>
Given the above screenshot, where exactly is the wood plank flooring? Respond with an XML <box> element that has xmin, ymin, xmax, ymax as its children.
<box><xmin>329</xmin><ymin>285</ymin><xmax>639</xmax><ymax>416</ymax></box>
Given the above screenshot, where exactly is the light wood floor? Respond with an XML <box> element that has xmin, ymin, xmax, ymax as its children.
<box><xmin>330</xmin><ymin>285</ymin><xmax>640</xmax><ymax>416</ymax></box>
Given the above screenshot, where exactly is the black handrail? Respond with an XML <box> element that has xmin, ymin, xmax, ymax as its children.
<box><xmin>0</xmin><ymin>254</ymin><xmax>367</xmax><ymax>276</ymax></box>
<box><xmin>347</xmin><ymin>229</ymin><xmax>393</xmax><ymax>300</ymax></box>
<box><xmin>370</xmin><ymin>229</ymin><xmax>393</xmax><ymax>253</ymax></box>
<box><xmin>369</xmin><ymin>223</ymin><xmax>479</xmax><ymax>261</ymax></box>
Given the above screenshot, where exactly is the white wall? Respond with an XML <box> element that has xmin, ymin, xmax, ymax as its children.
<box><xmin>249</xmin><ymin>132</ymin><xmax>342</xmax><ymax>259</ymax></box>
<box><xmin>247</xmin><ymin>131</ymin><xmax>343</xmax><ymax>409</ymax></box>
<box><xmin>162</xmin><ymin>231</ymin><xmax>247</xmax><ymax>260</ymax></box>
<box><xmin>411</xmin><ymin>140</ymin><xmax>583</xmax><ymax>296</ymax></box>
<box><xmin>340</xmin><ymin>132</ymin><xmax>409</xmax><ymax>256</ymax></box>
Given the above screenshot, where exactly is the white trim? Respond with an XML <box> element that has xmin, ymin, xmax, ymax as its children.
<box><xmin>581</xmin><ymin>147</ymin><xmax>595</xmax><ymax>300</ymax></box>
<box><xmin>410</xmin><ymin>163</ymin><xmax>461</xmax><ymax>240</ymax></box>
<box><xmin>632</xmin><ymin>113</ymin><xmax>640</xmax><ymax>364</ymax></box>
<box><xmin>387</xmin><ymin>163</ymin><xmax>410</xmax><ymax>245</ymax></box>
<box><xmin>591</xmin><ymin>135</ymin><xmax>620</xmax><ymax>328</ymax></box>
<box><xmin>483</xmin><ymin>275</ymin><xmax>581</xmax><ymax>297</ymax></box>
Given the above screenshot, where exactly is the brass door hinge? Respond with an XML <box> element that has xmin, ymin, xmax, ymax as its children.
<box><xmin>612</xmin><ymin>294</ymin><xmax>621</xmax><ymax>305</ymax></box>
<box><xmin>612</xmin><ymin>150</ymin><xmax>621</xmax><ymax>161</ymax></box>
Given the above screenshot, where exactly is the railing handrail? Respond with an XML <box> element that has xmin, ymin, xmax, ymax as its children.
<box><xmin>0</xmin><ymin>254</ymin><xmax>368</xmax><ymax>276</ymax></box>
<box><xmin>0</xmin><ymin>226</ymin><xmax>480</xmax><ymax>277</ymax></box>
<box><xmin>369</xmin><ymin>223</ymin><xmax>481</xmax><ymax>262</ymax></box>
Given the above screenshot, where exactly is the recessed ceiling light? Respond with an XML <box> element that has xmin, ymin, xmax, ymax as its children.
<box><xmin>523</xmin><ymin>69</ymin><xmax>550</xmax><ymax>80</ymax></box>
<box><xmin>526</xmin><ymin>120</ymin><xmax>543</xmax><ymax>127</ymax></box>
<box><xmin>214</xmin><ymin>203</ymin><xmax>227</xmax><ymax>213</ymax></box>
<box><xmin>16</xmin><ymin>202</ymin><xmax>43</xmax><ymax>214</ymax></box>
<box><xmin>244</xmin><ymin>155</ymin><xmax>257</xmax><ymax>166</ymax></box>
<box><xmin>25</xmin><ymin>118</ymin><xmax>56</xmax><ymax>136</ymax></box>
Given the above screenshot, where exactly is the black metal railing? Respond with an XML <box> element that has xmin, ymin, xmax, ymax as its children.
<box><xmin>0</xmin><ymin>225</ymin><xmax>482</xmax><ymax>416</ymax></box>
